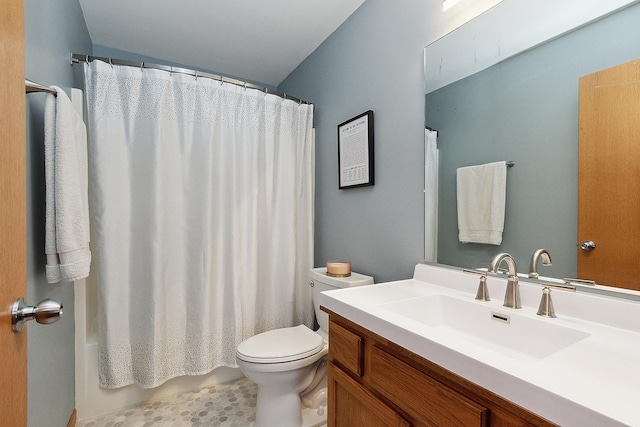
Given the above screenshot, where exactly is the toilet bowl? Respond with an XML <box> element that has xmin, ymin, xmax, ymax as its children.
<box><xmin>236</xmin><ymin>267</ymin><xmax>373</xmax><ymax>427</ymax></box>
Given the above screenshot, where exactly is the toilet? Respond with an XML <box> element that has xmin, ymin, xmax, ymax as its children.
<box><xmin>236</xmin><ymin>267</ymin><xmax>374</xmax><ymax>427</ymax></box>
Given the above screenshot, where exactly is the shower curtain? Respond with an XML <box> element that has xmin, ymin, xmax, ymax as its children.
<box><xmin>84</xmin><ymin>60</ymin><xmax>315</xmax><ymax>389</ymax></box>
<box><xmin>425</xmin><ymin>129</ymin><xmax>438</xmax><ymax>262</ymax></box>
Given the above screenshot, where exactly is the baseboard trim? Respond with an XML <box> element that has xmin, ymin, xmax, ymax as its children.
<box><xmin>67</xmin><ymin>408</ymin><xmax>77</xmax><ymax>427</ymax></box>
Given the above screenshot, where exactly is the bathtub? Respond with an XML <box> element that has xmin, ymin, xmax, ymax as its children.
<box><xmin>74</xmin><ymin>275</ymin><xmax>243</xmax><ymax>420</ymax></box>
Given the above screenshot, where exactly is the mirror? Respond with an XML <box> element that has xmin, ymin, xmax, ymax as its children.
<box><xmin>425</xmin><ymin>1</ymin><xmax>640</xmax><ymax>297</ymax></box>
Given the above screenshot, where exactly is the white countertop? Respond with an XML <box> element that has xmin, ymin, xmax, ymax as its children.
<box><xmin>319</xmin><ymin>263</ymin><xmax>640</xmax><ymax>427</ymax></box>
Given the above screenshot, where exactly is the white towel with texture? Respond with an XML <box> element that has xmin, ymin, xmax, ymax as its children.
<box><xmin>44</xmin><ymin>87</ymin><xmax>91</xmax><ymax>283</ymax></box>
<box><xmin>456</xmin><ymin>161</ymin><xmax>507</xmax><ymax>245</ymax></box>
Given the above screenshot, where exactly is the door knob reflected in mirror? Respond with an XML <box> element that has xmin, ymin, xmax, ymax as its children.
<box><xmin>580</xmin><ymin>240</ymin><xmax>596</xmax><ymax>252</ymax></box>
<box><xmin>11</xmin><ymin>297</ymin><xmax>63</xmax><ymax>332</ymax></box>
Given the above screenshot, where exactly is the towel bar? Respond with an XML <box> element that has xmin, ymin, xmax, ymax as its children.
<box><xmin>25</xmin><ymin>79</ymin><xmax>57</xmax><ymax>96</ymax></box>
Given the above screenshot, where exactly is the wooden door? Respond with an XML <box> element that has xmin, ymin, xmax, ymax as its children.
<box><xmin>578</xmin><ymin>58</ymin><xmax>640</xmax><ymax>290</ymax></box>
<box><xmin>0</xmin><ymin>0</ymin><xmax>28</xmax><ymax>425</ymax></box>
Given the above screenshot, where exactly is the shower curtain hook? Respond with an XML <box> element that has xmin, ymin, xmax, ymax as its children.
<box><xmin>244</xmin><ymin>81</ymin><xmax>247</xmax><ymax>90</ymax></box>
<box><xmin>219</xmin><ymin>75</ymin><xmax>223</xmax><ymax>85</ymax></box>
<box><xmin>109</xmin><ymin>58</ymin><xmax>113</xmax><ymax>68</ymax></box>
<box><xmin>140</xmin><ymin>62</ymin><xmax>144</xmax><ymax>72</ymax></box>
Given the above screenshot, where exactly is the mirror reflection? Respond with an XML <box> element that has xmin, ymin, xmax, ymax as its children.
<box><xmin>425</xmin><ymin>3</ymin><xmax>640</xmax><ymax>295</ymax></box>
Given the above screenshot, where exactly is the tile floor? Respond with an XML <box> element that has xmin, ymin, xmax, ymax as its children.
<box><xmin>76</xmin><ymin>377</ymin><xmax>257</xmax><ymax>427</ymax></box>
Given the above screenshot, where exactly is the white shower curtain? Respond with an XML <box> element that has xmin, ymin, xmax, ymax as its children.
<box><xmin>425</xmin><ymin>129</ymin><xmax>439</xmax><ymax>262</ymax></box>
<box><xmin>84</xmin><ymin>60</ymin><xmax>315</xmax><ymax>389</ymax></box>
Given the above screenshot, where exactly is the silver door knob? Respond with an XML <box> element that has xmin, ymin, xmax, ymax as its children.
<box><xmin>11</xmin><ymin>298</ymin><xmax>63</xmax><ymax>332</ymax></box>
<box><xmin>580</xmin><ymin>240</ymin><xmax>596</xmax><ymax>252</ymax></box>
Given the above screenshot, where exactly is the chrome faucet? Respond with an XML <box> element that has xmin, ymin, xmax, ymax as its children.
<box><xmin>528</xmin><ymin>248</ymin><xmax>552</xmax><ymax>279</ymax></box>
<box><xmin>488</xmin><ymin>253</ymin><xmax>521</xmax><ymax>309</ymax></box>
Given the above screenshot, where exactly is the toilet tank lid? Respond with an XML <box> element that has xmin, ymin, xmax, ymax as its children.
<box><xmin>236</xmin><ymin>325</ymin><xmax>324</xmax><ymax>363</ymax></box>
<box><xmin>310</xmin><ymin>267</ymin><xmax>374</xmax><ymax>288</ymax></box>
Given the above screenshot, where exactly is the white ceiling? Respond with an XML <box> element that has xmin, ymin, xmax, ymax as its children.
<box><xmin>78</xmin><ymin>0</ymin><xmax>366</xmax><ymax>87</ymax></box>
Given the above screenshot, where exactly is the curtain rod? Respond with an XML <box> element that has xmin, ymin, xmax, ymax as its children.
<box><xmin>70</xmin><ymin>53</ymin><xmax>312</xmax><ymax>106</ymax></box>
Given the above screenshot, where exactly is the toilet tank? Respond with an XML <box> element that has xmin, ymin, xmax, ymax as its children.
<box><xmin>309</xmin><ymin>267</ymin><xmax>374</xmax><ymax>337</ymax></box>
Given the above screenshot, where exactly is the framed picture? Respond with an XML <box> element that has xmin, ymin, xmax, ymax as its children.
<box><xmin>337</xmin><ymin>110</ymin><xmax>374</xmax><ymax>189</ymax></box>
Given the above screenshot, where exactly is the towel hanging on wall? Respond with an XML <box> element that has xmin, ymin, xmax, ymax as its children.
<box><xmin>456</xmin><ymin>161</ymin><xmax>507</xmax><ymax>245</ymax></box>
<box><xmin>44</xmin><ymin>86</ymin><xmax>92</xmax><ymax>283</ymax></box>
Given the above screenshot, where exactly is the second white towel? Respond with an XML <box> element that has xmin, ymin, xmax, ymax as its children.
<box><xmin>456</xmin><ymin>161</ymin><xmax>507</xmax><ymax>245</ymax></box>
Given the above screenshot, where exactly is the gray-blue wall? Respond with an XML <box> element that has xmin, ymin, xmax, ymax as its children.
<box><xmin>279</xmin><ymin>0</ymin><xmax>431</xmax><ymax>282</ymax></box>
<box><xmin>426</xmin><ymin>4</ymin><xmax>640</xmax><ymax>279</ymax></box>
<box><xmin>24</xmin><ymin>1</ymin><xmax>92</xmax><ymax>426</ymax></box>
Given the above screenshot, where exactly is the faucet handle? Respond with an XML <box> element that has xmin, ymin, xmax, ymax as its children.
<box><xmin>463</xmin><ymin>269</ymin><xmax>490</xmax><ymax>301</ymax></box>
<box><xmin>537</xmin><ymin>283</ymin><xmax>576</xmax><ymax>318</ymax></box>
<box><xmin>463</xmin><ymin>269</ymin><xmax>486</xmax><ymax>277</ymax></box>
<box><xmin>563</xmin><ymin>278</ymin><xmax>596</xmax><ymax>286</ymax></box>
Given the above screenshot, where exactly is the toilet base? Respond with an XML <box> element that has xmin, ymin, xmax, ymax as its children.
<box><xmin>253</xmin><ymin>389</ymin><xmax>327</xmax><ymax>427</ymax></box>
<box><xmin>254</xmin><ymin>381</ymin><xmax>303</xmax><ymax>427</ymax></box>
<box><xmin>253</xmin><ymin>383</ymin><xmax>328</xmax><ymax>427</ymax></box>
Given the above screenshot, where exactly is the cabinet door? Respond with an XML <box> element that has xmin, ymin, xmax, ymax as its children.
<box><xmin>328</xmin><ymin>362</ymin><xmax>410</xmax><ymax>427</ymax></box>
<box><xmin>329</xmin><ymin>320</ymin><xmax>364</xmax><ymax>376</ymax></box>
<box><xmin>370</xmin><ymin>346</ymin><xmax>488</xmax><ymax>427</ymax></box>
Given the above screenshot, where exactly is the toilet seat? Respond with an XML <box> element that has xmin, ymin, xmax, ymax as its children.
<box><xmin>237</xmin><ymin>325</ymin><xmax>324</xmax><ymax>364</ymax></box>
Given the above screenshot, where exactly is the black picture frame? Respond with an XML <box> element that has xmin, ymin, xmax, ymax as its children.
<box><xmin>337</xmin><ymin>110</ymin><xmax>375</xmax><ymax>189</ymax></box>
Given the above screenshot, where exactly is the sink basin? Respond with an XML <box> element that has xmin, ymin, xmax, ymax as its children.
<box><xmin>379</xmin><ymin>294</ymin><xmax>589</xmax><ymax>361</ymax></box>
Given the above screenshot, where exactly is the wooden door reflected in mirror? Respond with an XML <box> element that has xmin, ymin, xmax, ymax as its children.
<box><xmin>578</xmin><ymin>58</ymin><xmax>640</xmax><ymax>290</ymax></box>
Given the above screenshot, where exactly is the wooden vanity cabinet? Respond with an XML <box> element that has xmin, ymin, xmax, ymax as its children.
<box><xmin>325</xmin><ymin>310</ymin><xmax>557</xmax><ymax>427</ymax></box>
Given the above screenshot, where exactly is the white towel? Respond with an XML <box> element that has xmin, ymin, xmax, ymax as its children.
<box><xmin>456</xmin><ymin>161</ymin><xmax>507</xmax><ymax>245</ymax></box>
<box><xmin>44</xmin><ymin>87</ymin><xmax>91</xmax><ymax>283</ymax></box>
